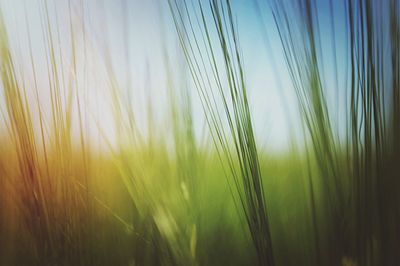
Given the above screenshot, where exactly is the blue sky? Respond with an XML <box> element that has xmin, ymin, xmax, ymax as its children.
<box><xmin>0</xmin><ymin>0</ymin><xmax>356</xmax><ymax>152</ymax></box>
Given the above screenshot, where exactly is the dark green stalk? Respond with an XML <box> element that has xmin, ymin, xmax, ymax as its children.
<box><xmin>169</xmin><ymin>1</ymin><xmax>275</xmax><ymax>265</ymax></box>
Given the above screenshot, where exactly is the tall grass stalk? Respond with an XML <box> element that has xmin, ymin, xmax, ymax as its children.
<box><xmin>0</xmin><ymin>1</ymin><xmax>96</xmax><ymax>263</ymax></box>
<box><xmin>169</xmin><ymin>1</ymin><xmax>275</xmax><ymax>265</ymax></box>
<box><xmin>266</xmin><ymin>0</ymin><xmax>400</xmax><ymax>264</ymax></box>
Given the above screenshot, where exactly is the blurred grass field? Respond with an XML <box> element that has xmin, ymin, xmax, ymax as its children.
<box><xmin>0</xmin><ymin>0</ymin><xmax>399</xmax><ymax>265</ymax></box>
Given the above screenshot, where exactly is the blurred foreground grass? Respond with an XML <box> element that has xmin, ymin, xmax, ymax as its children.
<box><xmin>0</xmin><ymin>0</ymin><xmax>399</xmax><ymax>265</ymax></box>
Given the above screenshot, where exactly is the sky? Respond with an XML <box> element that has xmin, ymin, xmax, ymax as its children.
<box><xmin>0</xmin><ymin>0</ymin><xmax>354</xmax><ymax>152</ymax></box>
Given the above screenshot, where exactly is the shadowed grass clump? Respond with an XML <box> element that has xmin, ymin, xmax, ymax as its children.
<box><xmin>264</xmin><ymin>0</ymin><xmax>400</xmax><ymax>265</ymax></box>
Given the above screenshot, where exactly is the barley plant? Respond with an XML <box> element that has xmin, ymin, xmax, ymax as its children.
<box><xmin>0</xmin><ymin>0</ymin><xmax>398</xmax><ymax>265</ymax></box>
